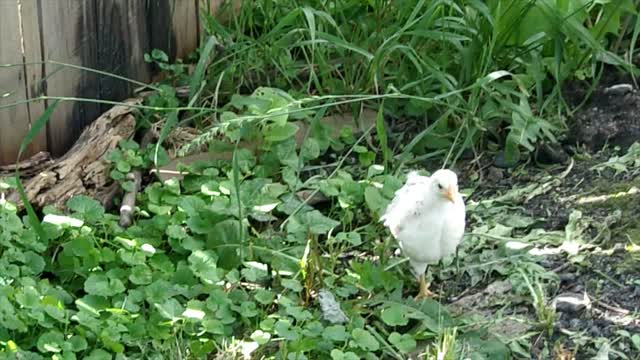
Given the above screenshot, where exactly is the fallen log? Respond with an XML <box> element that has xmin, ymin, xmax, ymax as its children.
<box><xmin>6</xmin><ymin>98</ymin><xmax>141</xmax><ymax>211</ymax></box>
<box><xmin>0</xmin><ymin>151</ymin><xmax>55</xmax><ymax>178</ymax></box>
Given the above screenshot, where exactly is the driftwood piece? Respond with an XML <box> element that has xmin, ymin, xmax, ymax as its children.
<box><xmin>0</xmin><ymin>152</ymin><xmax>55</xmax><ymax>178</ymax></box>
<box><xmin>7</xmin><ymin>98</ymin><xmax>141</xmax><ymax>210</ymax></box>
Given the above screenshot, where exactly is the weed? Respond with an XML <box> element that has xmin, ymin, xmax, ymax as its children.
<box><xmin>0</xmin><ymin>0</ymin><xmax>639</xmax><ymax>358</ymax></box>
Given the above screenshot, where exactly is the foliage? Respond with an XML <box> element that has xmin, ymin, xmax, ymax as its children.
<box><xmin>591</xmin><ymin>141</ymin><xmax>640</xmax><ymax>176</ymax></box>
<box><xmin>2</xmin><ymin>104</ymin><xmax>611</xmax><ymax>358</ymax></box>
<box><xmin>1</xmin><ymin>0</ymin><xmax>639</xmax><ymax>358</ymax></box>
<box><xmin>192</xmin><ymin>0</ymin><xmax>637</xmax><ymax>163</ymax></box>
<box><xmin>105</xmin><ymin>140</ymin><xmax>170</xmax><ymax>192</ymax></box>
<box><xmin>0</xmin><ymin>125</ymin><xmax>515</xmax><ymax>358</ymax></box>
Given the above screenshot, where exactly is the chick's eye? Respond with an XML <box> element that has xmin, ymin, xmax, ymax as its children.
<box><xmin>437</xmin><ymin>183</ymin><xmax>443</xmax><ymax>190</ymax></box>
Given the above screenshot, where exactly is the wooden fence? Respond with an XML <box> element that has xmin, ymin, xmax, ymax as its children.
<box><xmin>0</xmin><ymin>0</ymin><xmax>234</xmax><ymax>166</ymax></box>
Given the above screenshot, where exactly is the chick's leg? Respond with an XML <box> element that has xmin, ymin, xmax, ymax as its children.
<box><xmin>415</xmin><ymin>269</ymin><xmax>435</xmax><ymax>300</ymax></box>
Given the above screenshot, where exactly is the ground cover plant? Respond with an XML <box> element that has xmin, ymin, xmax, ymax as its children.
<box><xmin>0</xmin><ymin>0</ymin><xmax>639</xmax><ymax>359</ymax></box>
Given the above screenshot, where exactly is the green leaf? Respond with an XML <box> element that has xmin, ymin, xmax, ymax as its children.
<box><xmin>67</xmin><ymin>195</ymin><xmax>105</xmax><ymax>223</ymax></box>
<box><xmin>75</xmin><ymin>295</ymin><xmax>109</xmax><ymax>316</ymax></box>
<box><xmin>381</xmin><ymin>304</ymin><xmax>410</xmax><ymax>326</ymax></box>
<box><xmin>285</xmin><ymin>305</ymin><xmax>313</xmax><ymax>322</ymax></box>
<box><xmin>155</xmin><ymin>298</ymin><xmax>184</xmax><ymax>321</ymax></box>
<box><xmin>0</xmin><ymin>297</ymin><xmax>26</xmax><ymax>331</ymax></box>
<box><xmin>116</xmin><ymin>160</ymin><xmax>131</xmax><ymax>172</ymax></box>
<box><xmin>251</xmin><ymin>330</ymin><xmax>272</xmax><ymax>345</ymax></box>
<box><xmin>129</xmin><ymin>265</ymin><xmax>153</xmax><ymax>285</ymax></box>
<box><xmin>334</xmin><ymin>232</ymin><xmax>362</xmax><ymax>246</ymax></box>
<box><xmin>389</xmin><ymin>332</ymin><xmax>417</xmax><ymax>353</ymax></box>
<box><xmin>330</xmin><ymin>350</ymin><xmax>359</xmax><ymax>360</ymax></box>
<box><xmin>364</xmin><ymin>186</ymin><xmax>387</xmax><ymax>215</ymax></box>
<box><xmin>206</xmin><ymin>219</ymin><xmax>244</xmax><ymax>269</ymax></box>
<box><xmin>151</xmin><ymin>48</ymin><xmax>169</xmax><ymax>62</ymax></box>
<box><xmin>84</xmin><ymin>348</ymin><xmax>112</xmax><ymax>360</ymax></box>
<box><xmin>190</xmin><ymin>339</ymin><xmax>216</xmax><ymax>357</ymax></box>
<box><xmin>315</xmin><ymin>31</ymin><xmax>374</xmax><ymax>60</ymax></box>
<box><xmin>254</xmin><ymin>289</ymin><xmax>275</xmax><ymax>305</ymax></box>
<box><xmin>238</xmin><ymin>301</ymin><xmax>259</xmax><ymax>318</ymax></box>
<box><xmin>188</xmin><ymin>250</ymin><xmax>222</xmax><ymax>285</ymax></box>
<box><xmin>301</xmin><ymin>138</ymin><xmax>320</xmax><ymax>160</ymax></box>
<box><xmin>323</xmin><ymin>325</ymin><xmax>349</xmax><ymax>342</ymax></box>
<box><xmin>631</xmin><ymin>334</ymin><xmax>640</xmax><ymax>351</ymax></box>
<box><xmin>263</xmin><ymin>122</ymin><xmax>299</xmax><ymax>142</ymax></box>
<box><xmin>350</xmin><ymin>328</ymin><xmax>379</xmax><ymax>351</ymax></box>
<box><xmin>281</xmin><ymin>278</ymin><xmax>303</xmax><ymax>292</ymax></box>
<box><xmin>274</xmin><ymin>319</ymin><xmax>300</xmax><ymax>341</ymax></box>
<box><xmin>166</xmin><ymin>224</ymin><xmax>187</xmax><ymax>239</ymax></box>
<box><xmin>68</xmin><ymin>335</ymin><xmax>88</xmax><ymax>352</ymax></box>
<box><xmin>358</xmin><ymin>151</ymin><xmax>375</xmax><ymax>166</ymax></box>
<box><xmin>303</xmin><ymin>210</ymin><xmax>339</xmax><ymax>234</ymax></box>
<box><xmin>274</xmin><ymin>138</ymin><xmax>299</xmax><ymax>168</ymax></box>
<box><xmin>21</xmin><ymin>251</ymin><xmax>45</xmax><ymax>275</ymax></box>
<box><xmin>84</xmin><ymin>273</ymin><xmax>125</xmax><ymax>297</ymax></box>
<box><xmin>37</xmin><ymin>330</ymin><xmax>64</xmax><ymax>353</ymax></box>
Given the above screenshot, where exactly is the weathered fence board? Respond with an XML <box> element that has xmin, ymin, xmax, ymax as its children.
<box><xmin>0</xmin><ymin>0</ymin><xmax>231</xmax><ymax>166</ymax></box>
<box><xmin>0</xmin><ymin>1</ymin><xmax>46</xmax><ymax>165</ymax></box>
<box><xmin>172</xmin><ymin>0</ymin><xmax>200</xmax><ymax>59</ymax></box>
<box><xmin>20</xmin><ymin>0</ymin><xmax>48</xmax><ymax>154</ymax></box>
<box><xmin>40</xmin><ymin>0</ymin><xmax>101</xmax><ymax>157</ymax></box>
<box><xmin>96</xmin><ymin>0</ymin><xmax>152</xmax><ymax>110</ymax></box>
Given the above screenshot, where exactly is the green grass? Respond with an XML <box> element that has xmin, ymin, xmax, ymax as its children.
<box><xmin>0</xmin><ymin>0</ymin><xmax>639</xmax><ymax>359</ymax></box>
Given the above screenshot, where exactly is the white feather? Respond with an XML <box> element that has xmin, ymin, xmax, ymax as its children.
<box><xmin>381</xmin><ymin>169</ymin><xmax>466</xmax><ymax>276</ymax></box>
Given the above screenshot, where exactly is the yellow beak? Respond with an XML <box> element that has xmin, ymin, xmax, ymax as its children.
<box><xmin>445</xmin><ymin>185</ymin><xmax>456</xmax><ymax>203</ymax></box>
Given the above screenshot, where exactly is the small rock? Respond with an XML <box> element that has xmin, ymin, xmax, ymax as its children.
<box><xmin>534</xmin><ymin>141</ymin><xmax>569</xmax><ymax>164</ymax></box>
<box><xmin>317</xmin><ymin>288</ymin><xmax>349</xmax><ymax>324</ymax></box>
<box><xmin>553</xmin><ymin>292</ymin><xmax>591</xmax><ymax>314</ymax></box>
<box><xmin>603</xmin><ymin>83</ymin><xmax>633</xmax><ymax>96</ymax></box>
<box><xmin>558</xmin><ymin>273</ymin><xmax>576</xmax><ymax>283</ymax></box>
<box><xmin>569</xmin><ymin>318</ymin><xmax>581</xmax><ymax>329</ymax></box>
<box><xmin>459</xmin><ymin>148</ymin><xmax>475</xmax><ymax>160</ymax></box>
<box><xmin>485</xmin><ymin>167</ymin><xmax>504</xmax><ymax>182</ymax></box>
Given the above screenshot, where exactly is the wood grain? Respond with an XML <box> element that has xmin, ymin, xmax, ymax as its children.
<box><xmin>6</xmin><ymin>98</ymin><xmax>141</xmax><ymax>211</ymax></box>
<box><xmin>0</xmin><ymin>0</ymin><xmax>228</xmax><ymax>165</ymax></box>
<box><xmin>0</xmin><ymin>1</ymin><xmax>33</xmax><ymax>165</ymax></box>
<box><xmin>200</xmin><ymin>0</ymin><xmax>242</xmax><ymax>27</ymax></box>
<box><xmin>96</xmin><ymin>0</ymin><xmax>152</xmax><ymax>110</ymax></box>
<box><xmin>171</xmin><ymin>0</ymin><xmax>200</xmax><ymax>60</ymax></box>
<box><xmin>39</xmin><ymin>0</ymin><xmax>100</xmax><ymax>157</ymax></box>
<box><xmin>19</xmin><ymin>0</ymin><xmax>48</xmax><ymax>157</ymax></box>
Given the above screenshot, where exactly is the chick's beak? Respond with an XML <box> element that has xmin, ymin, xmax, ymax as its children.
<box><xmin>445</xmin><ymin>185</ymin><xmax>456</xmax><ymax>203</ymax></box>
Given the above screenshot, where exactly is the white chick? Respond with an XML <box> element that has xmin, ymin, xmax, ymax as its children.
<box><xmin>380</xmin><ymin>169</ymin><xmax>466</xmax><ymax>299</ymax></box>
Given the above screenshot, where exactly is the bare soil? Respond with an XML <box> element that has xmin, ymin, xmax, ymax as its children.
<box><xmin>395</xmin><ymin>68</ymin><xmax>640</xmax><ymax>358</ymax></box>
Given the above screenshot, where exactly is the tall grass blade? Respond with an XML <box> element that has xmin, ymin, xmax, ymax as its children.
<box><xmin>155</xmin><ymin>110</ymin><xmax>178</xmax><ymax>168</ymax></box>
<box><xmin>189</xmin><ymin>35</ymin><xmax>218</xmax><ymax>103</ymax></box>
<box><xmin>629</xmin><ymin>12</ymin><xmax>640</xmax><ymax>88</ymax></box>
<box><xmin>232</xmin><ymin>138</ymin><xmax>244</xmax><ymax>261</ymax></box>
<box><xmin>375</xmin><ymin>103</ymin><xmax>390</xmax><ymax>170</ymax></box>
<box><xmin>15</xmin><ymin>99</ymin><xmax>60</xmax><ymax>241</ymax></box>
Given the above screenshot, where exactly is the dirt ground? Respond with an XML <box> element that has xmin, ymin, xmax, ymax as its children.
<box><xmin>396</xmin><ymin>68</ymin><xmax>640</xmax><ymax>358</ymax></box>
<box><xmin>470</xmin><ymin>152</ymin><xmax>639</xmax><ymax>358</ymax></box>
